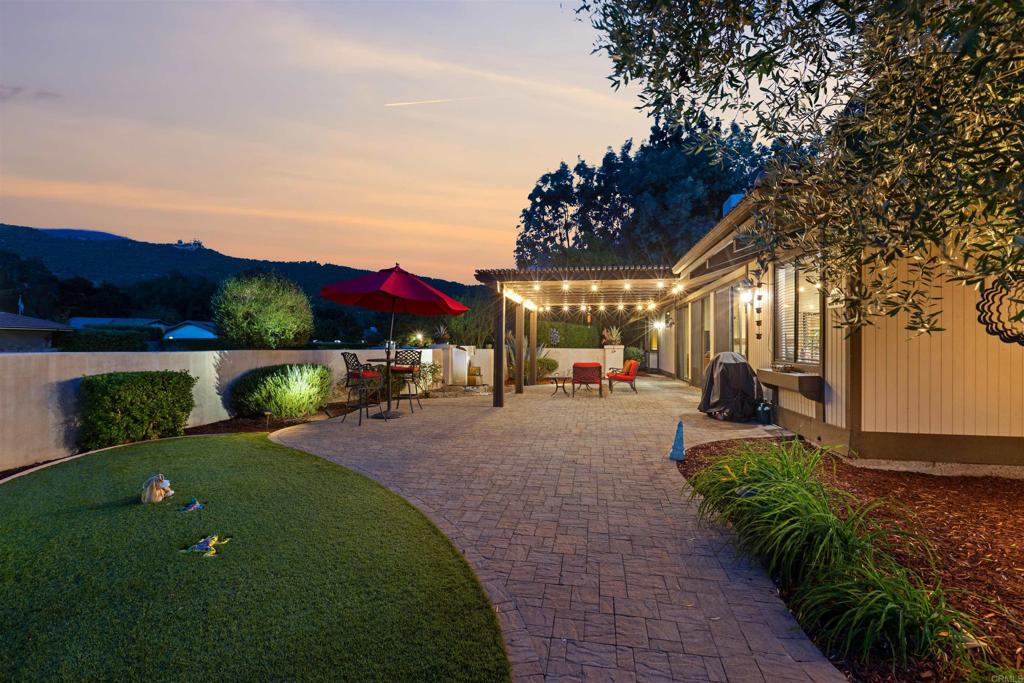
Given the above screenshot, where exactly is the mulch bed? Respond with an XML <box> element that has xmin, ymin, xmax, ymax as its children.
<box><xmin>677</xmin><ymin>438</ymin><xmax>1024</xmax><ymax>681</ymax></box>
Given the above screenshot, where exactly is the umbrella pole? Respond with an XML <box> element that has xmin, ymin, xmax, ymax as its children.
<box><xmin>386</xmin><ymin>301</ymin><xmax>396</xmax><ymax>413</ymax></box>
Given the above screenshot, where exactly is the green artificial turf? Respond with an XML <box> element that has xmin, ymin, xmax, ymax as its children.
<box><xmin>0</xmin><ymin>434</ymin><xmax>510</xmax><ymax>682</ymax></box>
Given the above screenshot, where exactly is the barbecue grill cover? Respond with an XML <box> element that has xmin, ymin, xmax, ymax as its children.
<box><xmin>698</xmin><ymin>352</ymin><xmax>763</xmax><ymax>422</ymax></box>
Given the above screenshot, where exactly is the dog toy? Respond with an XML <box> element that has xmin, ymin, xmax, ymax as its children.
<box><xmin>140</xmin><ymin>474</ymin><xmax>174</xmax><ymax>504</ymax></box>
<box><xmin>181</xmin><ymin>535</ymin><xmax>230</xmax><ymax>558</ymax></box>
<box><xmin>180</xmin><ymin>497</ymin><xmax>204</xmax><ymax>512</ymax></box>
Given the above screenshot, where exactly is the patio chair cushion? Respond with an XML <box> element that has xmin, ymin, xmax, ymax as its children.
<box><xmin>571</xmin><ymin>362</ymin><xmax>602</xmax><ymax>384</ymax></box>
<box><xmin>608</xmin><ymin>360</ymin><xmax>640</xmax><ymax>380</ymax></box>
<box><xmin>349</xmin><ymin>370</ymin><xmax>382</xmax><ymax>379</ymax></box>
<box><xmin>391</xmin><ymin>365</ymin><xmax>417</xmax><ymax>373</ymax></box>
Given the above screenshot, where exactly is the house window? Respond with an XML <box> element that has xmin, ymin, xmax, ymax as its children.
<box><xmin>775</xmin><ymin>264</ymin><xmax>821</xmax><ymax>364</ymax></box>
<box><xmin>730</xmin><ymin>284</ymin><xmax>748</xmax><ymax>355</ymax></box>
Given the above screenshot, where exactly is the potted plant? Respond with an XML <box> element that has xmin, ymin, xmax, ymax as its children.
<box><xmin>602</xmin><ymin>326</ymin><xmax>622</xmax><ymax>346</ymax></box>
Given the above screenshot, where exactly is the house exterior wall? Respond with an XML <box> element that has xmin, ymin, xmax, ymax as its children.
<box><xmin>0</xmin><ymin>329</ymin><xmax>54</xmax><ymax>352</ymax></box>
<box><xmin>860</xmin><ymin>262</ymin><xmax>1024</xmax><ymax>439</ymax></box>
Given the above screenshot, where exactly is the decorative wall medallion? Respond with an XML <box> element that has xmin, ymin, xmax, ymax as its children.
<box><xmin>976</xmin><ymin>279</ymin><xmax>1024</xmax><ymax>346</ymax></box>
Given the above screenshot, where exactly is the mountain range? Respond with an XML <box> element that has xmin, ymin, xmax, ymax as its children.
<box><xmin>0</xmin><ymin>224</ymin><xmax>476</xmax><ymax>300</ymax></box>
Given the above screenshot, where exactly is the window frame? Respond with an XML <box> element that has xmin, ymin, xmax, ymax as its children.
<box><xmin>773</xmin><ymin>264</ymin><xmax>822</xmax><ymax>369</ymax></box>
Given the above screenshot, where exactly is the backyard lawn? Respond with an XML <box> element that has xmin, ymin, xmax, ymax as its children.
<box><xmin>0</xmin><ymin>434</ymin><xmax>510</xmax><ymax>683</ymax></box>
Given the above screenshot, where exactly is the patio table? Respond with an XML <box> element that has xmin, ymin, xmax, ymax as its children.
<box><xmin>549</xmin><ymin>374</ymin><xmax>570</xmax><ymax>396</ymax></box>
<box><xmin>368</xmin><ymin>357</ymin><xmax>401</xmax><ymax>419</ymax></box>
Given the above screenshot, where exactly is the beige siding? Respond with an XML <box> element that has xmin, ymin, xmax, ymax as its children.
<box><xmin>824</xmin><ymin>308</ymin><xmax>849</xmax><ymax>428</ymax></box>
<box><xmin>658</xmin><ymin>321</ymin><xmax>676</xmax><ymax>375</ymax></box>
<box><xmin>861</xmin><ymin>265</ymin><xmax>1024</xmax><ymax>437</ymax></box>
<box><xmin>779</xmin><ymin>388</ymin><xmax>817</xmax><ymax>418</ymax></box>
<box><xmin>748</xmin><ymin>263</ymin><xmax>774</xmax><ymax>371</ymax></box>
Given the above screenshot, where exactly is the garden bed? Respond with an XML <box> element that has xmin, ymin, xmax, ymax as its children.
<box><xmin>678</xmin><ymin>438</ymin><xmax>1024</xmax><ymax>681</ymax></box>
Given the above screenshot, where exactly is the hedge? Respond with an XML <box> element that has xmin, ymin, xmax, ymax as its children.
<box><xmin>56</xmin><ymin>329</ymin><xmax>149</xmax><ymax>352</ymax></box>
<box><xmin>538</xmin><ymin>321</ymin><xmax>600</xmax><ymax>349</ymax></box>
<box><xmin>230</xmin><ymin>364</ymin><xmax>332</xmax><ymax>419</ymax></box>
<box><xmin>78</xmin><ymin>371</ymin><xmax>197</xmax><ymax>450</ymax></box>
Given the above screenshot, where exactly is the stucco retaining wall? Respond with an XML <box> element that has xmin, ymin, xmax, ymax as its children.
<box><xmin>0</xmin><ymin>349</ymin><xmax>444</xmax><ymax>471</ymax></box>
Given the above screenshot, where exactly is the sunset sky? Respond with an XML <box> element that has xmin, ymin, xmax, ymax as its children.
<box><xmin>0</xmin><ymin>1</ymin><xmax>650</xmax><ymax>283</ymax></box>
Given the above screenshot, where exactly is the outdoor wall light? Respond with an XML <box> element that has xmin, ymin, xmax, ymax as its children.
<box><xmin>653</xmin><ymin>320</ymin><xmax>666</xmax><ymax>332</ymax></box>
<box><xmin>740</xmin><ymin>290</ymin><xmax>754</xmax><ymax>304</ymax></box>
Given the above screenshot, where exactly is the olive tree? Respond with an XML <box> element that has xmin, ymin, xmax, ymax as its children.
<box><xmin>212</xmin><ymin>271</ymin><xmax>313</xmax><ymax>349</ymax></box>
<box><xmin>582</xmin><ymin>0</ymin><xmax>1024</xmax><ymax>332</ymax></box>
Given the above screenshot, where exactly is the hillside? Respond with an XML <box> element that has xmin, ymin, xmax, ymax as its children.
<box><xmin>0</xmin><ymin>223</ymin><xmax>474</xmax><ymax>300</ymax></box>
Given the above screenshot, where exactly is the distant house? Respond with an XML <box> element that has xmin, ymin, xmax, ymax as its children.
<box><xmin>163</xmin><ymin>321</ymin><xmax>218</xmax><ymax>340</ymax></box>
<box><xmin>0</xmin><ymin>312</ymin><xmax>72</xmax><ymax>351</ymax></box>
<box><xmin>68</xmin><ymin>317</ymin><xmax>169</xmax><ymax>332</ymax></box>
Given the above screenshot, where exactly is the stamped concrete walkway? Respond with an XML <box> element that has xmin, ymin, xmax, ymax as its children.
<box><xmin>273</xmin><ymin>376</ymin><xmax>846</xmax><ymax>683</ymax></box>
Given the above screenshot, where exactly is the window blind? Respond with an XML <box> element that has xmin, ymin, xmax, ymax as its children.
<box><xmin>776</xmin><ymin>265</ymin><xmax>796</xmax><ymax>362</ymax></box>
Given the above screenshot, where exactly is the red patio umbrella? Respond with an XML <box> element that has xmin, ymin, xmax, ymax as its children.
<box><xmin>320</xmin><ymin>264</ymin><xmax>469</xmax><ymax>418</ymax></box>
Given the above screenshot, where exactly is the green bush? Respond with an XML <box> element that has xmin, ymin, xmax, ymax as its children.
<box><xmin>538</xmin><ymin>321</ymin><xmax>600</xmax><ymax>348</ymax></box>
<box><xmin>537</xmin><ymin>357</ymin><xmax>558</xmax><ymax>377</ymax></box>
<box><xmin>624</xmin><ymin>346</ymin><xmax>643</xmax><ymax>363</ymax></box>
<box><xmin>78</xmin><ymin>371</ymin><xmax>197</xmax><ymax>450</ymax></box>
<box><xmin>231</xmin><ymin>364</ymin><xmax>332</xmax><ymax>419</ymax></box>
<box><xmin>212</xmin><ymin>271</ymin><xmax>313</xmax><ymax>349</ymax></box>
<box><xmin>689</xmin><ymin>441</ymin><xmax>975</xmax><ymax>671</ymax></box>
<box><xmin>56</xmin><ymin>329</ymin><xmax>149</xmax><ymax>352</ymax></box>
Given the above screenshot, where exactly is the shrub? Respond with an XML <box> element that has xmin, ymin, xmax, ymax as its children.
<box><xmin>212</xmin><ymin>271</ymin><xmax>313</xmax><ymax>349</ymax></box>
<box><xmin>78</xmin><ymin>371</ymin><xmax>197</xmax><ymax>450</ymax></box>
<box><xmin>689</xmin><ymin>441</ymin><xmax>975</xmax><ymax>671</ymax></box>
<box><xmin>624</xmin><ymin>346</ymin><xmax>643</xmax><ymax>363</ymax></box>
<box><xmin>793</xmin><ymin>559</ymin><xmax>969</xmax><ymax>668</ymax></box>
<box><xmin>231</xmin><ymin>364</ymin><xmax>332</xmax><ymax>419</ymax></box>
<box><xmin>56</xmin><ymin>329</ymin><xmax>149</xmax><ymax>352</ymax></box>
<box><xmin>537</xmin><ymin>357</ymin><xmax>558</xmax><ymax>378</ymax></box>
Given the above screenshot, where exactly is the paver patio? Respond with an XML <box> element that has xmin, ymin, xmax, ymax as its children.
<box><xmin>273</xmin><ymin>375</ymin><xmax>846</xmax><ymax>683</ymax></box>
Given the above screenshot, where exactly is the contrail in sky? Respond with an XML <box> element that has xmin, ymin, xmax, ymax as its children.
<box><xmin>384</xmin><ymin>96</ymin><xmax>489</xmax><ymax>108</ymax></box>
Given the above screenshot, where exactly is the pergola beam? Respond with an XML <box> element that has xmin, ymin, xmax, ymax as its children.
<box><xmin>528</xmin><ymin>307</ymin><xmax>538</xmax><ymax>386</ymax></box>
<box><xmin>514</xmin><ymin>302</ymin><xmax>525</xmax><ymax>394</ymax></box>
<box><xmin>492</xmin><ymin>288</ymin><xmax>505</xmax><ymax>408</ymax></box>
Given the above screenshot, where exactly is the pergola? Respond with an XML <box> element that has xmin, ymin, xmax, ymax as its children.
<box><xmin>474</xmin><ymin>265</ymin><xmax>679</xmax><ymax>407</ymax></box>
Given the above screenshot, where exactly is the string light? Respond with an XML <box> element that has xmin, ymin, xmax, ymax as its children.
<box><xmin>623</xmin><ymin>282</ymin><xmax>632</xmax><ymax>290</ymax></box>
<box><xmin>671</xmin><ymin>284</ymin><xmax>683</xmax><ymax>294</ymax></box>
<box><xmin>562</xmin><ymin>282</ymin><xmax>570</xmax><ymax>291</ymax></box>
<box><xmin>656</xmin><ymin>281</ymin><xmax>665</xmax><ymax>289</ymax></box>
<box><xmin>562</xmin><ymin>304</ymin><xmax>569</xmax><ymax>312</ymax></box>
<box><xmin>532</xmin><ymin>282</ymin><xmax>540</xmax><ymax>291</ymax></box>
<box><xmin>617</xmin><ymin>303</ymin><xmax>625</xmax><ymax>311</ymax></box>
<box><xmin>647</xmin><ymin>302</ymin><xmax>656</xmax><ymax>311</ymax></box>
<box><xmin>590</xmin><ymin>283</ymin><xmax>598</xmax><ymax>292</ymax></box>
<box><xmin>598</xmin><ymin>304</ymin><xmax>606</xmax><ymax>311</ymax></box>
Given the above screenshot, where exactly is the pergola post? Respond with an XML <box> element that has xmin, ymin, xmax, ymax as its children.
<box><xmin>514</xmin><ymin>302</ymin><xmax>525</xmax><ymax>394</ymax></box>
<box><xmin>528</xmin><ymin>307</ymin><xmax>538</xmax><ymax>386</ymax></box>
<box><xmin>492</xmin><ymin>287</ymin><xmax>505</xmax><ymax>407</ymax></box>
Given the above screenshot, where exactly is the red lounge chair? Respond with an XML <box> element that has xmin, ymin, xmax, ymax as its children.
<box><xmin>572</xmin><ymin>362</ymin><xmax>603</xmax><ymax>397</ymax></box>
<box><xmin>606</xmin><ymin>359</ymin><xmax>639</xmax><ymax>393</ymax></box>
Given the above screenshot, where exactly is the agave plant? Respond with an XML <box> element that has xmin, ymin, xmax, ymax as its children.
<box><xmin>602</xmin><ymin>326</ymin><xmax>622</xmax><ymax>345</ymax></box>
<box><xmin>433</xmin><ymin>324</ymin><xmax>450</xmax><ymax>344</ymax></box>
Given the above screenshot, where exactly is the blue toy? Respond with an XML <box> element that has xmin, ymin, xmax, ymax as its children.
<box><xmin>668</xmin><ymin>420</ymin><xmax>685</xmax><ymax>462</ymax></box>
<box><xmin>181</xmin><ymin>535</ymin><xmax>230</xmax><ymax>558</ymax></box>
<box><xmin>180</xmin><ymin>497</ymin><xmax>204</xmax><ymax>512</ymax></box>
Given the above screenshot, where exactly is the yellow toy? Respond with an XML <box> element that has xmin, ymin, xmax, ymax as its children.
<box><xmin>140</xmin><ymin>474</ymin><xmax>174</xmax><ymax>504</ymax></box>
<box><xmin>181</xmin><ymin>535</ymin><xmax>230</xmax><ymax>558</ymax></box>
